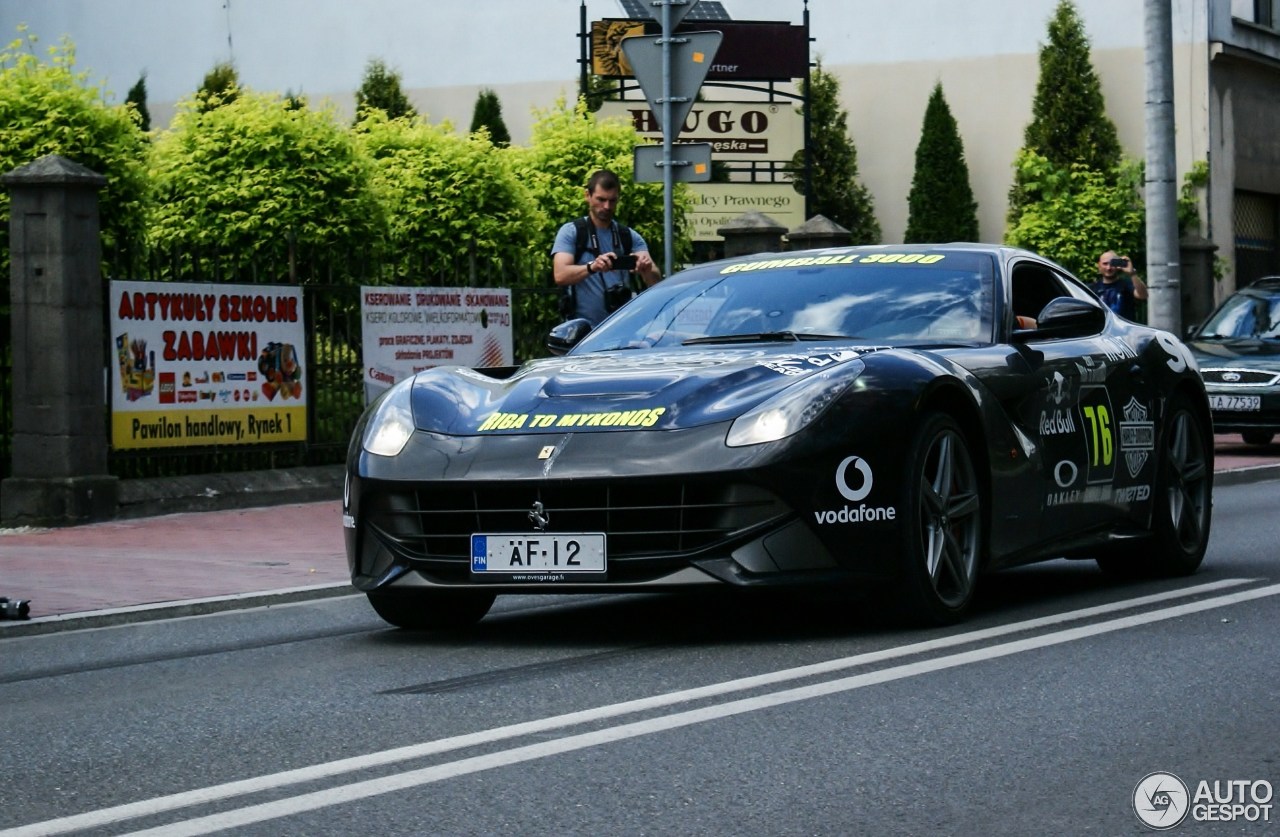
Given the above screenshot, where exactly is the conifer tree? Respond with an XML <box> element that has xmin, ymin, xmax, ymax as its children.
<box><xmin>905</xmin><ymin>83</ymin><xmax>979</xmax><ymax>243</ymax></box>
<box><xmin>788</xmin><ymin>61</ymin><xmax>879</xmax><ymax>243</ymax></box>
<box><xmin>125</xmin><ymin>72</ymin><xmax>151</xmax><ymax>132</ymax></box>
<box><xmin>1008</xmin><ymin>0</ymin><xmax>1121</xmax><ymax>224</ymax></box>
<box><xmin>196</xmin><ymin>61</ymin><xmax>239</xmax><ymax>112</ymax></box>
<box><xmin>354</xmin><ymin>59</ymin><xmax>416</xmax><ymax>122</ymax></box>
<box><xmin>469</xmin><ymin>88</ymin><xmax>511</xmax><ymax>146</ymax></box>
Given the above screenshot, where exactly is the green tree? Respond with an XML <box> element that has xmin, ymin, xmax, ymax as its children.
<box><xmin>125</xmin><ymin>72</ymin><xmax>150</xmax><ymax>132</ymax></box>
<box><xmin>788</xmin><ymin>61</ymin><xmax>879</xmax><ymax>243</ymax></box>
<box><xmin>0</xmin><ymin>29</ymin><xmax>149</xmax><ymax>272</ymax></box>
<box><xmin>354</xmin><ymin>59</ymin><xmax>416</xmax><ymax>123</ymax></box>
<box><xmin>469</xmin><ymin>87</ymin><xmax>511</xmax><ymax>147</ymax></box>
<box><xmin>147</xmin><ymin>89</ymin><xmax>384</xmax><ymax>274</ymax></box>
<box><xmin>355</xmin><ymin>111</ymin><xmax>538</xmax><ymax>281</ymax></box>
<box><xmin>905</xmin><ymin>83</ymin><xmax>979</xmax><ymax>243</ymax></box>
<box><xmin>1004</xmin><ymin>151</ymin><xmax>1144</xmax><ymax>279</ymax></box>
<box><xmin>196</xmin><ymin>60</ymin><xmax>239</xmax><ymax>112</ymax></box>
<box><xmin>1008</xmin><ymin>0</ymin><xmax>1121</xmax><ymax>225</ymax></box>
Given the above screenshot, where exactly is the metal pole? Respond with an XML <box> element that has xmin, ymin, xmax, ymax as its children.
<box><xmin>1145</xmin><ymin>0</ymin><xmax>1180</xmax><ymax>332</ymax></box>
<box><xmin>661</xmin><ymin>0</ymin><xmax>675</xmax><ymax>277</ymax></box>
<box><xmin>579</xmin><ymin>1</ymin><xmax>589</xmax><ymax>107</ymax></box>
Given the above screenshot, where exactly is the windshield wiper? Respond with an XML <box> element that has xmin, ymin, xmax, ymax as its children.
<box><xmin>682</xmin><ymin>331</ymin><xmax>850</xmax><ymax>345</ymax></box>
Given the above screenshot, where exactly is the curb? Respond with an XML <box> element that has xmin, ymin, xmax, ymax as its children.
<box><xmin>0</xmin><ymin>583</ymin><xmax>357</xmax><ymax>638</ymax></box>
<box><xmin>1214</xmin><ymin>464</ymin><xmax>1280</xmax><ymax>488</ymax></box>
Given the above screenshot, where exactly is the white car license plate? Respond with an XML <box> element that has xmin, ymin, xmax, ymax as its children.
<box><xmin>471</xmin><ymin>533</ymin><xmax>606</xmax><ymax>574</ymax></box>
<box><xmin>1209</xmin><ymin>394</ymin><xmax>1261</xmax><ymax>411</ymax></box>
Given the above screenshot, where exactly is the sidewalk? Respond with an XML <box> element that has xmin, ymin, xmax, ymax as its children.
<box><xmin>2</xmin><ymin>436</ymin><xmax>1278</xmax><ymax>636</ymax></box>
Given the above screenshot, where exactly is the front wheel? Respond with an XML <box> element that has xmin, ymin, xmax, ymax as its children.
<box><xmin>1241</xmin><ymin>430</ymin><xmax>1274</xmax><ymax>446</ymax></box>
<box><xmin>1098</xmin><ymin>392</ymin><xmax>1212</xmax><ymax>578</ymax></box>
<box><xmin>893</xmin><ymin>413</ymin><xmax>984</xmax><ymax>625</ymax></box>
<box><xmin>367</xmin><ymin>589</ymin><xmax>496</xmax><ymax>631</ymax></box>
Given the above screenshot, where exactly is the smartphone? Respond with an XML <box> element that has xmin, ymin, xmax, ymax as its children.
<box><xmin>612</xmin><ymin>254</ymin><xmax>638</xmax><ymax>271</ymax></box>
<box><xmin>1109</xmin><ymin>257</ymin><xmax>1129</xmax><ymax>269</ymax></box>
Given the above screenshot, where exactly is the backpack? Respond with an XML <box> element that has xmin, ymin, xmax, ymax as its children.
<box><xmin>558</xmin><ymin>217</ymin><xmax>635</xmax><ymax>319</ymax></box>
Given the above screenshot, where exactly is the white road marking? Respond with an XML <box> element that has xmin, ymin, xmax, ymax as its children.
<box><xmin>1</xmin><ymin>578</ymin><xmax>1266</xmax><ymax>837</ymax></box>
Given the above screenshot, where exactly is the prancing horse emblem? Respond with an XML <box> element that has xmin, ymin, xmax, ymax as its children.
<box><xmin>528</xmin><ymin>501</ymin><xmax>550</xmax><ymax>532</ymax></box>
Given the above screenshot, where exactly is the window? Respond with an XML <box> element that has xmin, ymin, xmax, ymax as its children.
<box><xmin>1255</xmin><ymin>0</ymin><xmax>1280</xmax><ymax>28</ymax></box>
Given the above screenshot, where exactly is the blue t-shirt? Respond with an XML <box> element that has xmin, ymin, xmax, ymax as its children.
<box><xmin>1090</xmin><ymin>277</ymin><xmax>1138</xmax><ymax>320</ymax></box>
<box><xmin>551</xmin><ymin>219</ymin><xmax>649</xmax><ymax>326</ymax></box>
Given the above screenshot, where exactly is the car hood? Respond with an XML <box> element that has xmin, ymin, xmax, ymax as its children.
<box><xmin>1190</xmin><ymin>338</ymin><xmax>1280</xmax><ymax>367</ymax></box>
<box><xmin>409</xmin><ymin>346</ymin><xmax>873</xmax><ymax>436</ymax></box>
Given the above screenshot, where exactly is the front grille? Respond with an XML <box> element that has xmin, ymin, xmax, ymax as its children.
<box><xmin>363</xmin><ymin>479</ymin><xmax>787</xmax><ymax>569</ymax></box>
<box><xmin>1201</xmin><ymin>367</ymin><xmax>1280</xmax><ymax>386</ymax></box>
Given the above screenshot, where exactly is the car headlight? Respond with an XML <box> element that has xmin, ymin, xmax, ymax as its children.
<box><xmin>726</xmin><ymin>361</ymin><xmax>863</xmax><ymax>447</ymax></box>
<box><xmin>362</xmin><ymin>377</ymin><xmax>416</xmax><ymax>456</ymax></box>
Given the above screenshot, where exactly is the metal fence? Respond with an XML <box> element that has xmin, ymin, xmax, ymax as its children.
<box><xmin>1</xmin><ymin>246</ymin><xmax>561</xmax><ymax>482</ymax></box>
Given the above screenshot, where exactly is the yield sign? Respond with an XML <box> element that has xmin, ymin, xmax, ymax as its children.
<box><xmin>620</xmin><ymin>30</ymin><xmax>722</xmax><ymax>135</ymax></box>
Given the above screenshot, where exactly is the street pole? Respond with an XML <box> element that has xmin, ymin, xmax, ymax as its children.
<box><xmin>661</xmin><ymin>0</ymin><xmax>675</xmax><ymax>278</ymax></box>
<box><xmin>1144</xmin><ymin>0</ymin><xmax>1181</xmax><ymax>333</ymax></box>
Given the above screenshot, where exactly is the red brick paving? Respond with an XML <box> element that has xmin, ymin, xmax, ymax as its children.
<box><xmin>1</xmin><ymin>502</ymin><xmax>348</xmax><ymax>621</ymax></box>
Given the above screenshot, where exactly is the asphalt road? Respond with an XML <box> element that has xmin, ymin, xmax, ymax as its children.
<box><xmin>2</xmin><ymin>478</ymin><xmax>1277</xmax><ymax>836</ymax></box>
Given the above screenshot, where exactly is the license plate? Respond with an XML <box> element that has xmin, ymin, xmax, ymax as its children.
<box><xmin>471</xmin><ymin>533</ymin><xmax>606</xmax><ymax>574</ymax></box>
<box><xmin>1209</xmin><ymin>394</ymin><xmax>1261</xmax><ymax>411</ymax></box>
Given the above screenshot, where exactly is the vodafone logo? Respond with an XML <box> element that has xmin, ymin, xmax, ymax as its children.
<box><xmin>835</xmin><ymin>456</ymin><xmax>873</xmax><ymax>502</ymax></box>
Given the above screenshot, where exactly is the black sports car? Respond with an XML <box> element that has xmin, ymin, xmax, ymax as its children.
<box><xmin>344</xmin><ymin>244</ymin><xmax>1213</xmax><ymax>629</ymax></box>
<box><xmin>1188</xmin><ymin>275</ymin><xmax>1280</xmax><ymax>446</ymax></box>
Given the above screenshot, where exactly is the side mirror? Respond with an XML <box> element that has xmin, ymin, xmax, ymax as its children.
<box><xmin>546</xmin><ymin>318</ymin><xmax>593</xmax><ymax>355</ymax></box>
<box><xmin>1014</xmin><ymin>297</ymin><xmax>1106</xmax><ymax>341</ymax></box>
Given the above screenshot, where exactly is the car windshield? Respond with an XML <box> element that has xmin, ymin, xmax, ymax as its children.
<box><xmin>575</xmin><ymin>250</ymin><xmax>997</xmax><ymax>352</ymax></box>
<box><xmin>1197</xmin><ymin>288</ymin><xmax>1280</xmax><ymax>340</ymax></box>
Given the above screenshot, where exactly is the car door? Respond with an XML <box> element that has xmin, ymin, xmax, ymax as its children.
<box><xmin>1009</xmin><ymin>260</ymin><xmax>1140</xmax><ymax>542</ymax></box>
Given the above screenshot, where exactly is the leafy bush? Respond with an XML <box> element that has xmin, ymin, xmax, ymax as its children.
<box><xmin>0</xmin><ymin>28</ymin><xmax>149</xmax><ymax>273</ymax></box>
<box><xmin>507</xmin><ymin>96</ymin><xmax>691</xmax><ymax>277</ymax></box>
<box><xmin>147</xmin><ymin>89</ymin><xmax>384</xmax><ymax>278</ymax></box>
<box><xmin>1004</xmin><ymin>151</ymin><xmax>1144</xmax><ymax>278</ymax></box>
<box><xmin>354</xmin><ymin>110</ymin><xmax>540</xmax><ymax>283</ymax></box>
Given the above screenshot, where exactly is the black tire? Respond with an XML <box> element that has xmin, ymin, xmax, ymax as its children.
<box><xmin>1098</xmin><ymin>392</ymin><xmax>1212</xmax><ymax>578</ymax></box>
<box><xmin>893</xmin><ymin>413</ymin><xmax>984</xmax><ymax>625</ymax></box>
<box><xmin>1241</xmin><ymin>430</ymin><xmax>1274</xmax><ymax>446</ymax></box>
<box><xmin>367</xmin><ymin>589</ymin><xmax>496</xmax><ymax>631</ymax></box>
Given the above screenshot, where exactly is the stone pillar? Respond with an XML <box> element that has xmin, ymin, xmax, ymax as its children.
<box><xmin>785</xmin><ymin>214</ymin><xmax>852</xmax><ymax>251</ymax></box>
<box><xmin>1179</xmin><ymin>233</ymin><xmax>1219</xmax><ymax>335</ymax></box>
<box><xmin>2</xmin><ymin>155</ymin><xmax>118</xmax><ymax>525</ymax></box>
<box><xmin>717</xmin><ymin>211</ymin><xmax>786</xmax><ymax>258</ymax></box>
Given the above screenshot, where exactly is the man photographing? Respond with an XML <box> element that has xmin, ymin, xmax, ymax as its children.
<box><xmin>551</xmin><ymin>169</ymin><xmax>661</xmax><ymax>326</ymax></box>
<box><xmin>1091</xmin><ymin>250</ymin><xmax>1148</xmax><ymax>321</ymax></box>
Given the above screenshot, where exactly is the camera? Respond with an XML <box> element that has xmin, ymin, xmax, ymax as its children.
<box><xmin>0</xmin><ymin>597</ymin><xmax>31</xmax><ymax>620</ymax></box>
<box><xmin>1109</xmin><ymin>257</ymin><xmax>1129</xmax><ymax>269</ymax></box>
<box><xmin>604</xmin><ymin>283</ymin><xmax>635</xmax><ymax>312</ymax></box>
<box><xmin>611</xmin><ymin>253</ymin><xmax>638</xmax><ymax>272</ymax></box>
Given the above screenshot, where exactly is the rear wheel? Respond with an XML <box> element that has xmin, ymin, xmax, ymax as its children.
<box><xmin>893</xmin><ymin>413</ymin><xmax>983</xmax><ymax>625</ymax></box>
<box><xmin>367</xmin><ymin>589</ymin><xmax>496</xmax><ymax>631</ymax></box>
<box><xmin>1098</xmin><ymin>392</ymin><xmax>1212</xmax><ymax>578</ymax></box>
<box><xmin>1241</xmin><ymin>430</ymin><xmax>1274</xmax><ymax>446</ymax></box>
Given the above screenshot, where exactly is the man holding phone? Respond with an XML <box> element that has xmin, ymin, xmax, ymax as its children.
<box><xmin>1090</xmin><ymin>250</ymin><xmax>1148</xmax><ymax>321</ymax></box>
<box><xmin>552</xmin><ymin>169</ymin><xmax>661</xmax><ymax>325</ymax></box>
